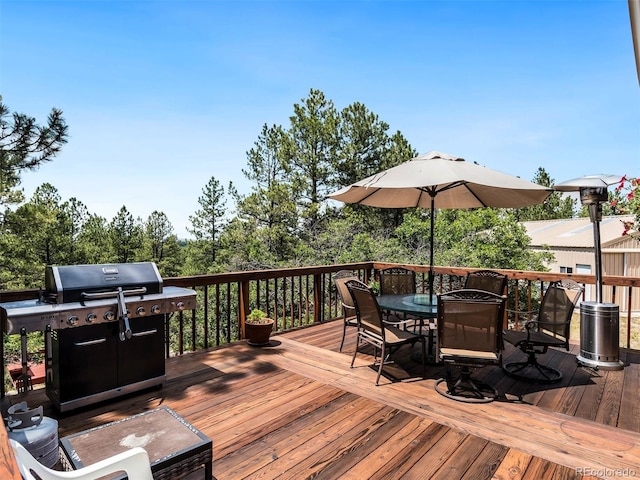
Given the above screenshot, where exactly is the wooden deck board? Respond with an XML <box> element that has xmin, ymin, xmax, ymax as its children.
<box><xmin>4</xmin><ymin>319</ymin><xmax>640</xmax><ymax>479</ymax></box>
<box><xmin>492</xmin><ymin>448</ymin><xmax>533</xmax><ymax>480</ymax></box>
<box><xmin>430</xmin><ymin>435</ymin><xmax>491</xmax><ymax>480</ymax></box>
<box><xmin>460</xmin><ymin>439</ymin><xmax>508</xmax><ymax>480</ymax></box>
<box><xmin>619</xmin><ymin>361</ymin><xmax>640</xmax><ymax>431</ymax></box>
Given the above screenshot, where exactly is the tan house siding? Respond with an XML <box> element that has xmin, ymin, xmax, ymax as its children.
<box><xmin>524</xmin><ymin>216</ymin><xmax>639</xmax><ymax>310</ymax></box>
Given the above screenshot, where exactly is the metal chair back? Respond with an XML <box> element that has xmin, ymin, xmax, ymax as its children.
<box><xmin>437</xmin><ymin>289</ymin><xmax>506</xmax><ymax>359</ymax></box>
<box><xmin>536</xmin><ymin>279</ymin><xmax>583</xmax><ymax>344</ymax></box>
<box><xmin>346</xmin><ymin>279</ymin><xmax>384</xmax><ymax>339</ymax></box>
<box><xmin>464</xmin><ymin>270</ymin><xmax>507</xmax><ymax>295</ymax></box>
<box><xmin>334</xmin><ymin>270</ymin><xmax>358</xmax><ymax>313</ymax></box>
<box><xmin>379</xmin><ymin>267</ymin><xmax>416</xmax><ymax>295</ymax></box>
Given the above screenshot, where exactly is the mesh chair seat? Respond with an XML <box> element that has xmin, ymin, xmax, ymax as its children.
<box><xmin>440</xmin><ymin>348</ymin><xmax>500</xmax><ymax>361</ymax></box>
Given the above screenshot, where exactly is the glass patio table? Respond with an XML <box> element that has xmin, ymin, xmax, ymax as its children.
<box><xmin>376</xmin><ymin>293</ymin><xmax>438</xmax><ymax>361</ymax></box>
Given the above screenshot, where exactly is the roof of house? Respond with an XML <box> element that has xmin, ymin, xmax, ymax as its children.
<box><xmin>521</xmin><ymin>215</ymin><xmax>635</xmax><ymax>248</ymax></box>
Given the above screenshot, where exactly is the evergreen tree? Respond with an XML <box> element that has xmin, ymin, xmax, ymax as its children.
<box><xmin>333</xmin><ymin>102</ymin><xmax>390</xmax><ymax>188</ymax></box>
<box><xmin>143</xmin><ymin>211</ymin><xmax>183</xmax><ymax>276</ymax></box>
<box><xmin>109</xmin><ymin>206</ymin><xmax>143</xmax><ymax>263</ymax></box>
<box><xmin>235</xmin><ymin>124</ymin><xmax>298</xmax><ymax>263</ymax></box>
<box><xmin>285</xmin><ymin>89</ymin><xmax>339</xmax><ymax>235</ymax></box>
<box><xmin>76</xmin><ymin>214</ymin><xmax>111</xmax><ymax>264</ymax></box>
<box><xmin>59</xmin><ymin>197</ymin><xmax>90</xmax><ymax>264</ymax></box>
<box><xmin>0</xmin><ymin>102</ymin><xmax>68</xmax><ymax>216</ymax></box>
<box><xmin>188</xmin><ymin>176</ymin><xmax>227</xmax><ymax>266</ymax></box>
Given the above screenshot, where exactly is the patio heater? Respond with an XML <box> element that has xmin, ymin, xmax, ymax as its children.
<box><xmin>555</xmin><ymin>175</ymin><xmax>624</xmax><ymax>370</ymax></box>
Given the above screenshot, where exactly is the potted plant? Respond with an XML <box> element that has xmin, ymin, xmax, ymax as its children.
<box><xmin>245</xmin><ymin>308</ymin><xmax>274</xmax><ymax>346</ymax></box>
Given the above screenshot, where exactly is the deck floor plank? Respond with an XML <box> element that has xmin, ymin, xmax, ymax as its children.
<box><xmin>619</xmin><ymin>362</ymin><xmax>640</xmax><ymax>431</ymax></box>
<box><xmin>595</xmin><ymin>365</ymin><xmax>624</xmax><ymax>427</ymax></box>
<box><xmin>400</xmin><ymin>428</ymin><xmax>470</xmax><ymax>479</ymax></box>
<box><xmin>460</xmin><ymin>439</ymin><xmax>509</xmax><ymax>480</ymax></box>
<box><xmin>429</xmin><ymin>435</ymin><xmax>491</xmax><ymax>480</ymax></box>
<box><xmin>492</xmin><ymin>448</ymin><xmax>533</xmax><ymax>480</ymax></box>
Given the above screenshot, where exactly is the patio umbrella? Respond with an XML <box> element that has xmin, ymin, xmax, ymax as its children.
<box><xmin>327</xmin><ymin>151</ymin><xmax>552</xmax><ymax>298</ymax></box>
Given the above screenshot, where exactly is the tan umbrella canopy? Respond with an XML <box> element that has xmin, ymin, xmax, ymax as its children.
<box><xmin>327</xmin><ymin>151</ymin><xmax>552</xmax><ymax>297</ymax></box>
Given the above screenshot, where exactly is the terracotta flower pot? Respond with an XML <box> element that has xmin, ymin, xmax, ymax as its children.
<box><xmin>245</xmin><ymin>318</ymin><xmax>274</xmax><ymax>346</ymax></box>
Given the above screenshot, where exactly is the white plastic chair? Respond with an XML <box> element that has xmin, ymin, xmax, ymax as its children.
<box><xmin>10</xmin><ymin>439</ymin><xmax>154</xmax><ymax>480</ymax></box>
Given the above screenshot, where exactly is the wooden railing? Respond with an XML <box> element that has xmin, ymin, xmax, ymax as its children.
<box><xmin>2</xmin><ymin>262</ymin><xmax>640</xmax><ymax>359</ymax></box>
<box><xmin>162</xmin><ymin>262</ymin><xmax>640</xmax><ymax>354</ymax></box>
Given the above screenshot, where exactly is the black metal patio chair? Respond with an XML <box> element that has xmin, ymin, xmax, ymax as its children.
<box><xmin>435</xmin><ymin>289</ymin><xmax>507</xmax><ymax>403</ymax></box>
<box><xmin>502</xmin><ymin>279</ymin><xmax>583</xmax><ymax>383</ymax></box>
<box><xmin>346</xmin><ymin>279</ymin><xmax>426</xmax><ymax>386</ymax></box>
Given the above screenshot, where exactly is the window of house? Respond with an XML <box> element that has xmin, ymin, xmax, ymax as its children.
<box><xmin>576</xmin><ymin>264</ymin><xmax>591</xmax><ymax>274</ymax></box>
<box><xmin>560</xmin><ymin>266</ymin><xmax>574</xmax><ymax>274</ymax></box>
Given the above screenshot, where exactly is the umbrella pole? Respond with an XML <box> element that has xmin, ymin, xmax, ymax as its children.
<box><xmin>429</xmin><ymin>196</ymin><xmax>435</xmax><ymax>301</ymax></box>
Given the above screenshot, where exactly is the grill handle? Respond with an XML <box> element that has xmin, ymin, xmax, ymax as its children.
<box><xmin>117</xmin><ymin>287</ymin><xmax>133</xmax><ymax>341</ymax></box>
<box><xmin>73</xmin><ymin>338</ymin><xmax>107</xmax><ymax>347</ymax></box>
<box><xmin>81</xmin><ymin>287</ymin><xmax>147</xmax><ymax>300</ymax></box>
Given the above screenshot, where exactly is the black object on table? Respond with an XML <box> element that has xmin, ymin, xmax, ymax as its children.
<box><xmin>59</xmin><ymin>406</ymin><xmax>212</xmax><ymax>480</ymax></box>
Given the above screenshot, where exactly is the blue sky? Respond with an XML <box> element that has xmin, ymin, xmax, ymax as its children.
<box><xmin>1</xmin><ymin>0</ymin><xmax>638</xmax><ymax>238</ymax></box>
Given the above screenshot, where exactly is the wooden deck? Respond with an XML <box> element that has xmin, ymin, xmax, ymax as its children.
<box><xmin>6</xmin><ymin>319</ymin><xmax>640</xmax><ymax>479</ymax></box>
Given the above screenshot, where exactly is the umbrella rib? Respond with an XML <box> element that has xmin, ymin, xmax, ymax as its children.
<box><xmin>419</xmin><ymin>181</ymin><xmax>490</xmax><ymax>208</ymax></box>
<box><xmin>459</xmin><ymin>183</ymin><xmax>489</xmax><ymax>207</ymax></box>
<box><xmin>356</xmin><ymin>187</ymin><xmax>380</xmax><ymax>204</ymax></box>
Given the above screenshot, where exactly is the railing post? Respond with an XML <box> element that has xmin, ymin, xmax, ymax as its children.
<box><xmin>239</xmin><ymin>280</ymin><xmax>250</xmax><ymax>339</ymax></box>
<box><xmin>313</xmin><ymin>273</ymin><xmax>323</xmax><ymax>323</ymax></box>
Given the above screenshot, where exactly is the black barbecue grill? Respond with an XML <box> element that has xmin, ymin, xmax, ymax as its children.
<box><xmin>1</xmin><ymin>262</ymin><xmax>197</xmax><ymax>412</ymax></box>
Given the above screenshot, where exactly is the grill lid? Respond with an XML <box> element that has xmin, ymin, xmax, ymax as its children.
<box><xmin>45</xmin><ymin>262</ymin><xmax>163</xmax><ymax>304</ymax></box>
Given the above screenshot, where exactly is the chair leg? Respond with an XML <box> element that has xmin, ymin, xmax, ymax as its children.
<box><xmin>339</xmin><ymin>320</ymin><xmax>347</xmax><ymax>352</ymax></box>
<box><xmin>420</xmin><ymin>338</ymin><xmax>426</xmax><ymax>379</ymax></box>
<box><xmin>350</xmin><ymin>334</ymin><xmax>360</xmax><ymax>368</ymax></box>
<box><xmin>503</xmin><ymin>351</ymin><xmax>562</xmax><ymax>383</ymax></box>
<box><xmin>435</xmin><ymin>366</ymin><xmax>499</xmax><ymax>403</ymax></box>
<box><xmin>376</xmin><ymin>344</ymin><xmax>386</xmax><ymax>385</ymax></box>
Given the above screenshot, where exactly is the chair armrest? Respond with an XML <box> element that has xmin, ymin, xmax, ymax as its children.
<box><xmin>341</xmin><ymin>303</ymin><xmax>355</xmax><ymax>314</ymax></box>
<box><xmin>11</xmin><ymin>439</ymin><xmax>154</xmax><ymax>480</ymax></box>
<box><xmin>383</xmin><ymin>317</ymin><xmax>417</xmax><ymax>326</ymax></box>
<box><xmin>70</xmin><ymin>447</ymin><xmax>153</xmax><ymax>479</ymax></box>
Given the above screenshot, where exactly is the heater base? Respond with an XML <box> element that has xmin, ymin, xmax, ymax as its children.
<box><xmin>577</xmin><ymin>355</ymin><xmax>624</xmax><ymax>371</ymax></box>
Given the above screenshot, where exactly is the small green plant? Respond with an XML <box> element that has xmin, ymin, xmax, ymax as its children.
<box><xmin>246</xmin><ymin>308</ymin><xmax>271</xmax><ymax>324</ymax></box>
<box><xmin>368</xmin><ymin>279</ymin><xmax>380</xmax><ymax>295</ymax></box>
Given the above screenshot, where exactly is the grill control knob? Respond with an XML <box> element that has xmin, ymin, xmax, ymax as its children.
<box><xmin>176</xmin><ymin>301</ymin><xmax>185</xmax><ymax>311</ymax></box>
<box><xmin>151</xmin><ymin>304</ymin><xmax>161</xmax><ymax>315</ymax></box>
<box><xmin>67</xmin><ymin>315</ymin><xmax>79</xmax><ymax>326</ymax></box>
<box><xmin>136</xmin><ymin>306</ymin><xmax>146</xmax><ymax>316</ymax></box>
<box><xmin>104</xmin><ymin>311</ymin><xmax>115</xmax><ymax>322</ymax></box>
<box><xmin>86</xmin><ymin>313</ymin><xmax>97</xmax><ymax>323</ymax></box>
